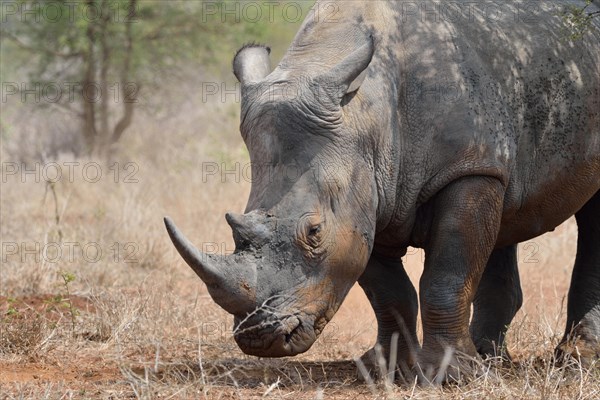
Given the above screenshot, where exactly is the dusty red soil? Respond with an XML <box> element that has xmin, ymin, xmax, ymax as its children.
<box><xmin>0</xmin><ymin>295</ymin><xmax>96</xmax><ymax>316</ymax></box>
<box><xmin>0</xmin><ymin>360</ymin><xmax>119</xmax><ymax>384</ymax></box>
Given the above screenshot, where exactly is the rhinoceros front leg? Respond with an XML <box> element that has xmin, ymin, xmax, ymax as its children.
<box><xmin>557</xmin><ymin>190</ymin><xmax>600</xmax><ymax>365</ymax></box>
<box><xmin>418</xmin><ymin>176</ymin><xmax>504</xmax><ymax>382</ymax></box>
<box><xmin>357</xmin><ymin>253</ymin><xmax>419</xmax><ymax>380</ymax></box>
<box><xmin>470</xmin><ymin>244</ymin><xmax>522</xmax><ymax>359</ymax></box>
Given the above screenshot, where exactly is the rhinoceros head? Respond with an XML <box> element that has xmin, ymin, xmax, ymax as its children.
<box><xmin>165</xmin><ymin>37</ymin><xmax>377</xmax><ymax>357</ymax></box>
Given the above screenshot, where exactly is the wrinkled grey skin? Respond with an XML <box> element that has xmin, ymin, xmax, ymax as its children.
<box><xmin>166</xmin><ymin>0</ymin><xmax>600</xmax><ymax>380</ymax></box>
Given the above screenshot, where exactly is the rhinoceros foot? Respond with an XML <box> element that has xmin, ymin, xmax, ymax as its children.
<box><xmin>555</xmin><ymin>310</ymin><xmax>600</xmax><ymax>369</ymax></box>
<box><xmin>473</xmin><ymin>338</ymin><xmax>514</xmax><ymax>363</ymax></box>
<box><xmin>555</xmin><ymin>334</ymin><xmax>600</xmax><ymax>369</ymax></box>
<box><xmin>355</xmin><ymin>345</ymin><xmax>416</xmax><ymax>384</ymax></box>
<box><xmin>414</xmin><ymin>337</ymin><xmax>482</xmax><ymax>385</ymax></box>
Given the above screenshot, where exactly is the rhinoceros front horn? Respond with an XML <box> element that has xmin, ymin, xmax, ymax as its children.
<box><xmin>164</xmin><ymin>217</ymin><xmax>256</xmax><ymax>315</ymax></box>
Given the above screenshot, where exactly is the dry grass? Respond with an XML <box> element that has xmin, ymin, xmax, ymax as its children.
<box><xmin>1</xmin><ymin>91</ymin><xmax>598</xmax><ymax>400</ymax></box>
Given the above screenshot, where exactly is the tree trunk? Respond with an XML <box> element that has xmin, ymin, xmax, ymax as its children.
<box><xmin>99</xmin><ymin>0</ymin><xmax>111</xmax><ymax>151</ymax></box>
<box><xmin>111</xmin><ymin>0</ymin><xmax>137</xmax><ymax>145</ymax></box>
<box><xmin>81</xmin><ymin>1</ymin><xmax>97</xmax><ymax>154</ymax></box>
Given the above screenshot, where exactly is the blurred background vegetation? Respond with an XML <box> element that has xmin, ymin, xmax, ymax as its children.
<box><xmin>0</xmin><ymin>0</ymin><xmax>314</xmax><ymax>161</ymax></box>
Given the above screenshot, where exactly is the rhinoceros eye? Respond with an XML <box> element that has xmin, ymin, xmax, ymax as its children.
<box><xmin>296</xmin><ymin>214</ymin><xmax>326</xmax><ymax>255</ymax></box>
<box><xmin>308</xmin><ymin>224</ymin><xmax>321</xmax><ymax>237</ymax></box>
<box><xmin>305</xmin><ymin>222</ymin><xmax>325</xmax><ymax>250</ymax></box>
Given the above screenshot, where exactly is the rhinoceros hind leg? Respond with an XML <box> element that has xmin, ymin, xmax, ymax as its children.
<box><xmin>470</xmin><ymin>244</ymin><xmax>522</xmax><ymax>360</ymax></box>
<box><xmin>357</xmin><ymin>254</ymin><xmax>419</xmax><ymax>382</ymax></box>
<box><xmin>557</xmin><ymin>190</ymin><xmax>600</xmax><ymax>366</ymax></box>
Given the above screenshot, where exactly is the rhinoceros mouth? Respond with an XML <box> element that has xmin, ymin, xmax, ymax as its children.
<box><xmin>233</xmin><ymin>314</ymin><xmax>320</xmax><ymax>357</ymax></box>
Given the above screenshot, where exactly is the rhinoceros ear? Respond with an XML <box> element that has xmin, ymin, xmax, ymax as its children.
<box><xmin>233</xmin><ymin>44</ymin><xmax>272</xmax><ymax>84</ymax></box>
<box><xmin>319</xmin><ymin>35</ymin><xmax>375</xmax><ymax>100</ymax></box>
